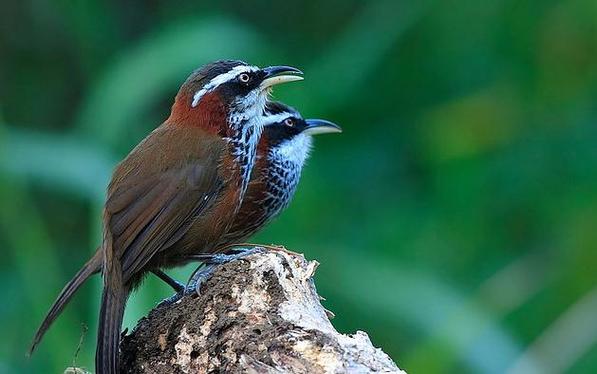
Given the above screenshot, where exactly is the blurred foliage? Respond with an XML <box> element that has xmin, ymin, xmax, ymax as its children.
<box><xmin>1</xmin><ymin>1</ymin><xmax>596</xmax><ymax>373</ymax></box>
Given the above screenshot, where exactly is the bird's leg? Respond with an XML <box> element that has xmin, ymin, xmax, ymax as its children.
<box><xmin>187</xmin><ymin>247</ymin><xmax>266</xmax><ymax>296</ymax></box>
<box><xmin>218</xmin><ymin>242</ymin><xmax>301</xmax><ymax>256</ymax></box>
<box><xmin>158</xmin><ymin>291</ymin><xmax>185</xmax><ymax>306</ymax></box>
<box><xmin>163</xmin><ymin>253</ymin><xmax>213</xmax><ymax>263</ymax></box>
<box><xmin>204</xmin><ymin>246</ymin><xmax>266</xmax><ymax>264</ymax></box>
<box><xmin>150</xmin><ymin>270</ymin><xmax>188</xmax><ymax>307</ymax></box>
<box><xmin>151</xmin><ymin>270</ymin><xmax>185</xmax><ymax>293</ymax></box>
<box><xmin>170</xmin><ymin>244</ymin><xmax>298</xmax><ymax>267</ymax></box>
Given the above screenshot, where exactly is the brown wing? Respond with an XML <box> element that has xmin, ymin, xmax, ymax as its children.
<box><xmin>104</xmin><ymin>125</ymin><xmax>224</xmax><ymax>282</ymax></box>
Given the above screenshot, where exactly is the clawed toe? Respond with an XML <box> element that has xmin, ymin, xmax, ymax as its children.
<box><xmin>185</xmin><ymin>247</ymin><xmax>265</xmax><ymax>296</ymax></box>
<box><xmin>186</xmin><ymin>264</ymin><xmax>217</xmax><ymax>296</ymax></box>
<box><xmin>208</xmin><ymin>246</ymin><xmax>265</xmax><ymax>264</ymax></box>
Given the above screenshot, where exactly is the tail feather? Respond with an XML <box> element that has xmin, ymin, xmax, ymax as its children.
<box><xmin>29</xmin><ymin>250</ymin><xmax>102</xmax><ymax>355</ymax></box>
<box><xmin>96</xmin><ymin>254</ymin><xmax>126</xmax><ymax>374</ymax></box>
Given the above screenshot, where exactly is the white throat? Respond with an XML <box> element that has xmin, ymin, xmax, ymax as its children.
<box><xmin>270</xmin><ymin>133</ymin><xmax>313</xmax><ymax>169</ymax></box>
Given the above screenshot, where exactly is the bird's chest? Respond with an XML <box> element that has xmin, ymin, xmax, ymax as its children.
<box><xmin>262</xmin><ymin>159</ymin><xmax>301</xmax><ymax>217</ymax></box>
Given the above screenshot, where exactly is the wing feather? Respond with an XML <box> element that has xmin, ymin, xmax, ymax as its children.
<box><xmin>120</xmin><ymin>170</ymin><xmax>220</xmax><ymax>281</ymax></box>
<box><xmin>103</xmin><ymin>126</ymin><xmax>224</xmax><ymax>283</ymax></box>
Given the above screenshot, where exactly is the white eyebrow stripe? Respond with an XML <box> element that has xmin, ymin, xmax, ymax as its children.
<box><xmin>191</xmin><ymin>65</ymin><xmax>259</xmax><ymax>107</ymax></box>
<box><xmin>263</xmin><ymin>112</ymin><xmax>293</xmax><ymax>126</ymax></box>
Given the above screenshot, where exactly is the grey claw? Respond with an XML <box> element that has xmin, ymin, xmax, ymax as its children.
<box><xmin>186</xmin><ymin>264</ymin><xmax>217</xmax><ymax>296</ymax></box>
<box><xmin>206</xmin><ymin>247</ymin><xmax>264</xmax><ymax>265</ymax></box>
<box><xmin>185</xmin><ymin>247</ymin><xmax>265</xmax><ymax>296</ymax></box>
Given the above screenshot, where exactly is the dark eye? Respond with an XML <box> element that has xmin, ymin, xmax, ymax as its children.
<box><xmin>239</xmin><ymin>73</ymin><xmax>251</xmax><ymax>83</ymax></box>
<box><xmin>284</xmin><ymin>118</ymin><xmax>294</xmax><ymax>126</ymax></box>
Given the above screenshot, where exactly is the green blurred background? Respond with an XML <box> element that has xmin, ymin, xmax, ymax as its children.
<box><xmin>1</xmin><ymin>0</ymin><xmax>596</xmax><ymax>373</ymax></box>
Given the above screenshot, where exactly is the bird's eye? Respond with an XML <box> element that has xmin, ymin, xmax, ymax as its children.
<box><xmin>284</xmin><ymin>118</ymin><xmax>294</xmax><ymax>127</ymax></box>
<box><xmin>239</xmin><ymin>73</ymin><xmax>251</xmax><ymax>83</ymax></box>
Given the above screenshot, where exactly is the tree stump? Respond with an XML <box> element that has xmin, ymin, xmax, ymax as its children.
<box><xmin>119</xmin><ymin>248</ymin><xmax>404</xmax><ymax>373</ymax></box>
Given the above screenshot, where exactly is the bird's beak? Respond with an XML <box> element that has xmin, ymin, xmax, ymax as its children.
<box><xmin>302</xmin><ymin>119</ymin><xmax>342</xmax><ymax>135</ymax></box>
<box><xmin>260</xmin><ymin>66</ymin><xmax>304</xmax><ymax>90</ymax></box>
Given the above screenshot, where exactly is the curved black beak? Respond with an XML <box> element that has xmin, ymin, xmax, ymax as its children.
<box><xmin>303</xmin><ymin>119</ymin><xmax>342</xmax><ymax>135</ymax></box>
<box><xmin>260</xmin><ymin>65</ymin><xmax>304</xmax><ymax>89</ymax></box>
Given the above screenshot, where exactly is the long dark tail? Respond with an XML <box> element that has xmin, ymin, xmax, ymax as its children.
<box><xmin>96</xmin><ymin>255</ymin><xmax>127</xmax><ymax>374</ymax></box>
<box><xmin>29</xmin><ymin>249</ymin><xmax>103</xmax><ymax>355</ymax></box>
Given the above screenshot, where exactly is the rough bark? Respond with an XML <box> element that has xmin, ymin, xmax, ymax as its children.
<box><xmin>119</xmin><ymin>248</ymin><xmax>404</xmax><ymax>373</ymax></box>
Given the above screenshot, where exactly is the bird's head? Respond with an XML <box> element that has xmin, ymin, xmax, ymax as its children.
<box><xmin>260</xmin><ymin>101</ymin><xmax>341</xmax><ymax>165</ymax></box>
<box><xmin>169</xmin><ymin>60</ymin><xmax>302</xmax><ymax>133</ymax></box>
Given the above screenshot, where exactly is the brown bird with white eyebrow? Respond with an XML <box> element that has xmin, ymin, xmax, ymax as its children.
<box><xmin>30</xmin><ymin>102</ymin><xmax>343</xmax><ymax>370</ymax></box>
<box><xmin>28</xmin><ymin>101</ymin><xmax>341</xmax><ymax>364</ymax></box>
<box><xmin>30</xmin><ymin>60</ymin><xmax>302</xmax><ymax>374</ymax></box>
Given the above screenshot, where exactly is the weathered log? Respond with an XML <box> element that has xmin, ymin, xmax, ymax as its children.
<box><xmin>119</xmin><ymin>248</ymin><xmax>404</xmax><ymax>373</ymax></box>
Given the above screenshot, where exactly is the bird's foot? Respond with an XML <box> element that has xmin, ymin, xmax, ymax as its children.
<box><xmin>186</xmin><ymin>263</ymin><xmax>215</xmax><ymax>296</ymax></box>
<box><xmin>186</xmin><ymin>247</ymin><xmax>265</xmax><ymax>296</ymax></box>
<box><xmin>159</xmin><ymin>291</ymin><xmax>185</xmax><ymax>306</ymax></box>
<box><xmin>152</xmin><ymin>270</ymin><xmax>187</xmax><ymax>307</ymax></box>
<box><xmin>219</xmin><ymin>242</ymin><xmax>301</xmax><ymax>257</ymax></box>
<box><xmin>152</xmin><ymin>269</ymin><xmax>185</xmax><ymax>293</ymax></box>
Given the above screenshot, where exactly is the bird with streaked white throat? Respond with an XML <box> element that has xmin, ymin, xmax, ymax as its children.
<box><xmin>29</xmin><ymin>59</ymin><xmax>303</xmax><ymax>374</ymax></box>
<box><xmin>223</xmin><ymin>101</ymin><xmax>342</xmax><ymax>243</ymax></box>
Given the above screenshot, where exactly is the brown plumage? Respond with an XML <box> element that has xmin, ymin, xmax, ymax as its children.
<box><xmin>28</xmin><ymin>60</ymin><xmax>302</xmax><ymax>374</ymax></box>
<box><xmin>28</xmin><ymin>100</ymin><xmax>341</xmax><ymax>363</ymax></box>
<box><xmin>98</xmin><ymin>123</ymin><xmax>227</xmax><ymax>374</ymax></box>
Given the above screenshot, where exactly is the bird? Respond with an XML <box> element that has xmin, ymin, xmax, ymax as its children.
<box><xmin>222</xmin><ymin>101</ymin><xmax>341</xmax><ymax>243</ymax></box>
<box><xmin>30</xmin><ymin>60</ymin><xmax>303</xmax><ymax>374</ymax></box>
<box><xmin>28</xmin><ymin>101</ymin><xmax>340</xmax><ymax>360</ymax></box>
<box><xmin>180</xmin><ymin>101</ymin><xmax>342</xmax><ymax>290</ymax></box>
